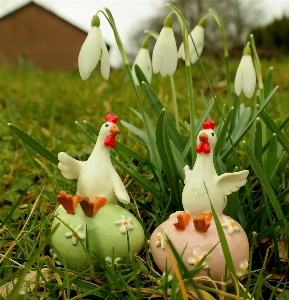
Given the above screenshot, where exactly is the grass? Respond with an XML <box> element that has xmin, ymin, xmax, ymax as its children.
<box><xmin>0</xmin><ymin>54</ymin><xmax>289</xmax><ymax>299</ymax></box>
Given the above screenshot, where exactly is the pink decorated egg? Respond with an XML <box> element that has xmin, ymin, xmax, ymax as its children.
<box><xmin>149</xmin><ymin>212</ymin><xmax>249</xmax><ymax>282</ymax></box>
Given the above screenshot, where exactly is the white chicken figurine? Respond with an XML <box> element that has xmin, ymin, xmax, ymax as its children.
<box><xmin>57</xmin><ymin>114</ymin><xmax>130</xmax><ymax>217</ymax></box>
<box><xmin>182</xmin><ymin>120</ymin><xmax>249</xmax><ymax>232</ymax></box>
<box><xmin>149</xmin><ymin>119</ymin><xmax>250</xmax><ymax>282</ymax></box>
<box><xmin>50</xmin><ymin>114</ymin><xmax>144</xmax><ymax>270</ymax></box>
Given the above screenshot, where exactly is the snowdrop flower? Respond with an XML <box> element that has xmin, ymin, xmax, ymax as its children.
<box><xmin>78</xmin><ymin>14</ymin><xmax>110</xmax><ymax>80</ymax></box>
<box><xmin>152</xmin><ymin>15</ymin><xmax>178</xmax><ymax>77</ymax></box>
<box><xmin>234</xmin><ymin>43</ymin><xmax>256</xmax><ymax>98</ymax></box>
<box><xmin>132</xmin><ymin>39</ymin><xmax>152</xmax><ymax>85</ymax></box>
<box><xmin>178</xmin><ymin>17</ymin><xmax>206</xmax><ymax>64</ymax></box>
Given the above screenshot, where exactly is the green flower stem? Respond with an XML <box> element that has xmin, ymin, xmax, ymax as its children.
<box><xmin>166</xmin><ymin>3</ymin><xmax>196</xmax><ymax>164</ymax></box>
<box><xmin>250</xmin><ymin>34</ymin><xmax>264</xmax><ymax>105</ymax></box>
<box><xmin>250</xmin><ymin>35</ymin><xmax>267</xmax><ymax>156</ymax></box>
<box><xmin>102</xmin><ymin>8</ymin><xmax>165</xmax><ymax>193</ymax></box>
<box><xmin>209</xmin><ymin>9</ymin><xmax>232</xmax><ymax>108</ymax></box>
<box><xmin>169</xmin><ymin>75</ymin><xmax>180</xmax><ymax>133</ymax></box>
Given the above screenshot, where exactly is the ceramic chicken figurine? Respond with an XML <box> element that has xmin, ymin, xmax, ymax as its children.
<box><xmin>149</xmin><ymin>120</ymin><xmax>250</xmax><ymax>282</ymax></box>
<box><xmin>182</xmin><ymin>120</ymin><xmax>249</xmax><ymax>232</ymax></box>
<box><xmin>50</xmin><ymin>114</ymin><xmax>144</xmax><ymax>270</ymax></box>
<box><xmin>57</xmin><ymin>114</ymin><xmax>130</xmax><ymax>217</ymax></box>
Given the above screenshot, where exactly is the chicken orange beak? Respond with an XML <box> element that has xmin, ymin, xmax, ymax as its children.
<box><xmin>199</xmin><ymin>132</ymin><xmax>208</xmax><ymax>142</ymax></box>
<box><xmin>110</xmin><ymin>125</ymin><xmax>120</xmax><ymax>136</ymax></box>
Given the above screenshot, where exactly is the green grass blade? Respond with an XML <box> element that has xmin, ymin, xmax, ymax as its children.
<box><xmin>8</xmin><ymin>123</ymin><xmax>58</xmax><ymax>165</ymax></box>
<box><xmin>243</xmin><ymin>141</ymin><xmax>284</xmax><ymax>221</ymax></box>
<box><xmin>7</xmin><ymin>225</ymin><xmax>59</xmax><ymax>300</ymax></box>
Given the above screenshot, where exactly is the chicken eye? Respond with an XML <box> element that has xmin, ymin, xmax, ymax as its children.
<box><xmin>211</xmin><ymin>133</ymin><xmax>214</xmax><ymax>136</ymax></box>
<box><xmin>105</xmin><ymin>124</ymin><xmax>109</xmax><ymax>127</ymax></box>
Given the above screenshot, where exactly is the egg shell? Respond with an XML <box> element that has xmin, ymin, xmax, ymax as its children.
<box><xmin>149</xmin><ymin>213</ymin><xmax>249</xmax><ymax>282</ymax></box>
<box><xmin>51</xmin><ymin>202</ymin><xmax>145</xmax><ymax>270</ymax></box>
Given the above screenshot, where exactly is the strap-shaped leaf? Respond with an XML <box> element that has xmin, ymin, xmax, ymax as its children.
<box><xmin>261</xmin><ymin>110</ymin><xmax>289</xmax><ymax>153</ymax></box>
<box><xmin>265</xmin><ymin>133</ymin><xmax>278</xmax><ymax>178</ymax></box>
<box><xmin>111</xmin><ymin>155</ymin><xmax>166</xmax><ymax>200</ymax></box>
<box><xmin>222</xmin><ymin>86</ymin><xmax>279</xmax><ymax>160</ymax></box>
<box><xmin>209</xmin><ymin>190</ymin><xmax>237</xmax><ymax>278</ymax></box>
<box><xmin>142</xmin><ymin>82</ymin><xmax>185</xmax><ymax>152</ymax></box>
<box><xmin>214</xmin><ymin>107</ymin><xmax>234</xmax><ymax>156</ymax></box>
<box><xmin>156</xmin><ymin>109</ymin><xmax>181</xmax><ymax>205</ymax></box>
<box><xmin>264</xmin><ymin>66</ymin><xmax>274</xmax><ymax>99</ymax></box>
<box><xmin>134</xmin><ymin>64</ymin><xmax>149</xmax><ymax>86</ymax></box>
<box><xmin>243</xmin><ymin>141</ymin><xmax>284</xmax><ymax>221</ymax></box>
<box><xmin>8</xmin><ymin>123</ymin><xmax>58</xmax><ymax>165</ymax></box>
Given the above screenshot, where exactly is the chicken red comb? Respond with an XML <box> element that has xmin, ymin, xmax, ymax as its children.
<box><xmin>105</xmin><ymin>114</ymin><xmax>118</xmax><ymax>123</ymax></box>
<box><xmin>203</xmin><ymin>120</ymin><xmax>215</xmax><ymax>130</ymax></box>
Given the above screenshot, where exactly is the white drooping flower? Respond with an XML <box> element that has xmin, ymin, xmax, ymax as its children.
<box><xmin>78</xmin><ymin>15</ymin><xmax>110</xmax><ymax>80</ymax></box>
<box><xmin>234</xmin><ymin>43</ymin><xmax>256</xmax><ymax>98</ymax></box>
<box><xmin>178</xmin><ymin>17</ymin><xmax>206</xmax><ymax>64</ymax></box>
<box><xmin>132</xmin><ymin>40</ymin><xmax>152</xmax><ymax>85</ymax></box>
<box><xmin>152</xmin><ymin>16</ymin><xmax>178</xmax><ymax>77</ymax></box>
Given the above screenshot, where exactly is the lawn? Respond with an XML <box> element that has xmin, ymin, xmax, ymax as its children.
<box><xmin>0</xmin><ymin>50</ymin><xmax>289</xmax><ymax>299</ymax></box>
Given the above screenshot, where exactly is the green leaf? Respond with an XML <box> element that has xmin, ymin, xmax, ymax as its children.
<box><xmin>264</xmin><ymin>66</ymin><xmax>274</xmax><ymax>99</ymax></box>
<box><xmin>111</xmin><ymin>156</ymin><xmax>166</xmax><ymax>200</ymax></box>
<box><xmin>222</xmin><ymin>86</ymin><xmax>279</xmax><ymax>160</ymax></box>
<box><xmin>261</xmin><ymin>110</ymin><xmax>289</xmax><ymax>153</ymax></box>
<box><xmin>214</xmin><ymin>107</ymin><xmax>234</xmax><ymax>156</ymax></box>
<box><xmin>134</xmin><ymin>64</ymin><xmax>149</xmax><ymax>86</ymax></box>
<box><xmin>156</xmin><ymin>109</ymin><xmax>181</xmax><ymax>205</ymax></box>
<box><xmin>243</xmin><ymin>141</ymin><xmax>284</xmax><ymax>221</ymax></box>
<box><xmin>265</xmin><ymin>133</ymin><xmax>277</xmax><ymax>178</ymax></box>
<box><xmin>8</xmin><ymin>123</ymin><xmax>58</xmax><ymax>165</ymax></box>
<box><xmin>208</xmin><ymin>188</ymin><xmax>236</xmax><ymax>278</ymax></box>
<box><xmin>142</xmin><ymin>82</ymin><xmax>185</xmax><ymax>152</ymax></box>
<box><xmin>75</xmin><ymin>121</ymin><xmax>96</xmax><ymax>143</ymax></box>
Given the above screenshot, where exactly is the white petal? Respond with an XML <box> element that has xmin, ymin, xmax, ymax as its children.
<box><xmin>120</xmin><ymin>225</ymin><xmax>127</xmax><ymax>233</ymax></box>
<box><xmin>178</xmin><ymin>42</ymin><xmax>185</xmax><ymax>60</ymax></box>
<box><xmin>242</xmin><ymin>56</ymin><xmax>256</xmax><ymax>98</ymax></box>
<box><xmin>152</xmin><ymin>28</ymin><xmax>166</xmax><ymax>74</ymax></box>
<box><xmin>163</xmin><ymin>29</ymin><xmax>178</xmax><ymax>76</ymax></box>
<box><xmin>132</xmin><ymin>48</ymin><xmax>152</xmax><ymax>85</ymax></box>
<box><xmin>78</xmin><ymin>27</ymin><xmax>101</xmax><ymax>80</ymax></box>
<box><xmin>234</xmin><ymin>56</ymin><xmax>245</xmax><ymax>96</ymax></box>
<box><xmin>189</xmin><ymin>26</ymin><xmax>204</xmax><ymax>64</ymax></box>
<box><xmin>100</xmin><ymin>34</ymin><xmax>110</xmax><ymax>80</ymax></box>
